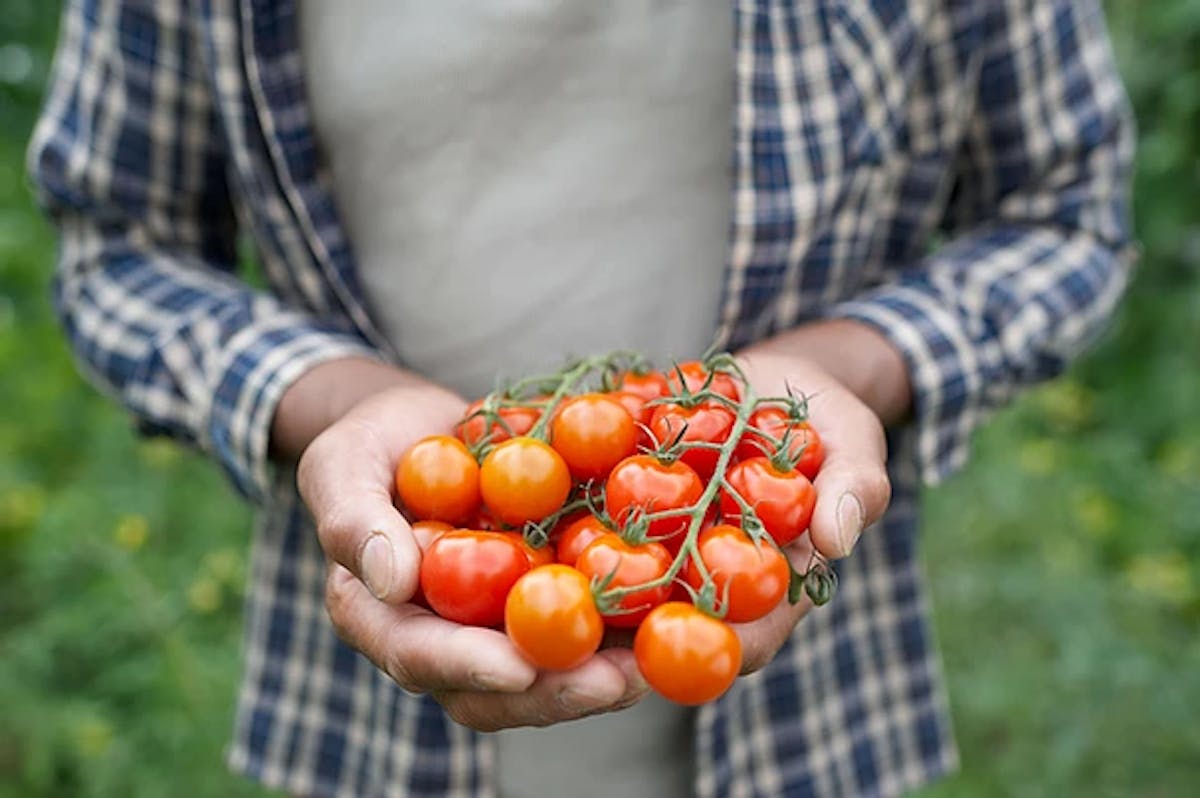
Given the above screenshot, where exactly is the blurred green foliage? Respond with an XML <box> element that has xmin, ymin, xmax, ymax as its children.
<box><xmin>1</xmin><ymin>1</ymin><xmax>1197</xmax><ymax>796</ymax></box>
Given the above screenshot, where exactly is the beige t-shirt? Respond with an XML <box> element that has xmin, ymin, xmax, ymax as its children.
<box><xmin>300</xmin><ymin>2</ymin><xmax>732</xmax><ymax>795</ymax></box>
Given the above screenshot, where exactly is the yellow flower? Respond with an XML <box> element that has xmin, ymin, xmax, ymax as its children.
<box><xmin>203</xmin><ymin>547</ymin><xmax>243</xmax><ymax>584</ymax></box>
<box><xmin>113</xmin><ymin>514</ymin><xmax>149</xmax><ymax>551</ymax></box>
<box><xmin>73</xmin><ymin>716</ymin><xmax>114</xmax><ymax>759</ymax></box>
<box><xmin>138</xmin><ymin>438</ymin><xmax>182</xmax><ymax>469</ymax></box>
<box><xmin>1018</xmin><ymin>438</ymin><xmax>1061</xmax><ymax>474</ymax></box>
<box><xmin>1124</xmin><ymin>552</ymin><xmax>1194</xmax><ymax>607</ymax></box>
<box><xmin>0</xmin><ymin>483</ymin><xmax>46</xmax><ymax>530</ymax></box>
<box><xmin>1070</xmin><ymin>488</ymin><xmax>1118</xmax><ymax>538</ymax></box>
<box><xmin>1156</xmin><ymin>439</ymin><xmax>1199</xmax><ymax>481</ymax></box>
<box><xmin>187</xmin><ymin>577</ymin><xmax>222</xmax><ymax>614</ymax></box>
<box><xmin>1031</xmin><ymin>379</ymin><xmax>1094</xmax><ymax>430</ymax></box>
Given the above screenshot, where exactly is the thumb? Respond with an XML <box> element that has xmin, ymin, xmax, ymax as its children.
<box><xmin>806</xmin><ymin>398</ymin><xmax>892</xmax><ymax>559</ymax></box>
<box><xmin>298</xmin><ymin>418</ymin><xmax>421</xmax><ymax>604</ymax></box>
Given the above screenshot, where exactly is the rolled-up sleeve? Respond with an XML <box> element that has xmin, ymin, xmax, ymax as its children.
<box><xmin>28</xmin><ymin>0</ymin><xmax>379</xmax><ymax>502</ymax></box>
<box><xmin>828</xmin><ymin>0</ymin><xmax>1136</xmax><ymax>484</ymax></box>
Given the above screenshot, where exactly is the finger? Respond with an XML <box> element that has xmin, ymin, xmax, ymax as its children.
<box><xmin>434</xmin><ymin>649</ymin><xmax>649</xmax><ymax>732</ymax></box>
<box><xmin>325</xmin><ymin>564</ymin><xmax>537</xmax><ymax>693</ymax></box>
<box><xmin>300</xmin><ymin>417</ymin><xmax>421</xmax><ymax>603</ymax></box>
<box><xmin>805</xmin><ymin>390</ymin><xmax>892</xmax><ymax>559</ymax></box>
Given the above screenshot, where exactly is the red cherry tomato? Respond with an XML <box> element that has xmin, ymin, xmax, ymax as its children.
<box><xmin>556</xmin><ymin>514</ymin><xmax>613</xmax><ymax>566</ymax></box>
<box><xmin>665</xmin><ymin>361</ymin><xmax>741</xmax><ymax>401</ymax></box>
<box><xmin>395</xmin><ymin>435</ymin><xmax>481</xmax><ymax>525</ymax></box>
<box><xmin>684</xmin><ymin>524</ymin><xmax>790</xmax><ymax>623</ymax></box>
<box><xmin>720</xmin><ymin>456</ymin><xmax>816</xmax><ymax>546</ymax></box>
<box><xmin>613</xmin><ymin>370</ymin><xmax>670</xmax><ymax>403</ymax></box>
<box><xmin>604</xmin><ymin>454</ymin><xmax>705</xmax><ymax>548</ymax></box>
<box><xmin>607</xmin><ymin>390</ymin><xmax>656</xmax><ymax>430</ymax></box>
<box><xmin>550</xmin><ymin>393</ymin><xmax>638</xmax><ymax>480</ymax></box>
<box><xmin>648</xmin><ymin>401</ymin><xmax>736</xmax><ymax>480</ymax></box>
<box><xmin>419</xmin><ymin>531</ymin><xmax>530</xmax><ymax>626</ymax></box>
<box><xmin>457</xmin><ymin>399</ymin><xmax>542</xmax><ymax>448</ymax></box>
<box><xmin>480</xmin><ymin>437</ymin><xmax>572</xmax><ymax>526</ymax></box>
<box><xmin>575</xmin><ymin>534</ymin><xmax>673</xmax><ymax>628</ymax></box>
<box><xmin>505</xmin><ymin>565</ymin><xmax>604</xmax><ymax>671</ymax></box>
<box><xmin>634</xmin><ymin>603</ymin><xmax>742</xmax><ymax>705</ymax></box>
<box><xmin>736</xmin><ymin>406</ymin><xmax>825</xmax><ymax>480</ymax></box>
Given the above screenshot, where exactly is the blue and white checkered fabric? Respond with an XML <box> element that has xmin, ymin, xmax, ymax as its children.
<box><xmin>29</xmin><ymin>1</ymin><xmax>1134</xmax><ymax>795</ymax></box>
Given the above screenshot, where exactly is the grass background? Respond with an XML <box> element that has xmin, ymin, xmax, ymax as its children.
<box><xmin>1</xmin><ymin>2</ymin><xmax>1197</xmax><ymax>795</ymax></box>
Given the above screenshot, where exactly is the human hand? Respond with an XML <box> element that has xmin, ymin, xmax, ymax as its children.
<box><xmin>732</xmin><ymin>320</ymin><xmax>901</xmax><ymax>671</ymax></box>
<box><xmin>282</xmin><ymin>358</ymin><xmax>648</xmax><ymax>730</ymax></box>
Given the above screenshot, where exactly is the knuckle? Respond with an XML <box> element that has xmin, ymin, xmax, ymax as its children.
<box><xmin>440</xmin><ymin>697</ymin><xmax>501</xmax><ymax>732</ymax></box>
<box><xmin>323</xmin><ymin>570</ymin><xmax>355</xmax><ymax>640</ymax></box>
<box><xmin>383</xmin><ymin>650</ymin><xmax>426</xmax><ymax>695</ymax></box>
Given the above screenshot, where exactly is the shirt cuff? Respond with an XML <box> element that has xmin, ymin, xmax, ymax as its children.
<box><xmin>204</xmin><ymin>314</ymin><xmax>383</xmax><ymax>503</ymax></box>
<box><xmin>826</xmin><ymin>284</ymin><xmax>996</xmax><ymax>485</ymax></box>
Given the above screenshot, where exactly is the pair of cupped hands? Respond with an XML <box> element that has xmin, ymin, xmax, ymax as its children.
<box><xmin>275</xmin><ymin>320</ymin><xmax>906</xmax><ymax>732</ymax></box>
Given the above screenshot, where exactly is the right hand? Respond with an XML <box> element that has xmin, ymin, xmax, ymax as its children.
<box><xmin>284</xmin><ymin>359</ymin><xmax>649</xmax><ymax>731</ymax></box>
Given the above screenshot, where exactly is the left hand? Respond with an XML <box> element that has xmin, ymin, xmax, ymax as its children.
<box><xmin>731</xmin><ymin>319</ymin><xmax>906</xmax><ymax>672</ymax></box>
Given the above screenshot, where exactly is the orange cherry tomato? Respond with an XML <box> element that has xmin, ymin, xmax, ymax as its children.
<box><xmin>634</xmin><ymin>603</ymin><xmax>742</xmax><ymax>705</ymax></box>
<box><xmin>480</xmin><ymin>437</ymin><xmax>572</xmax><ymax>526</ymax></box>
<box><xmin>505</xmin><ymin>565</ymin><xmax>604</xmax><ymax>671</ymax></box>
<box><xmin>395</xmin><ymin>435</ymin><xmax>481</xmax><ymax>525</ymax></box>
<box><xmin>550</xmin><ymin>393</ymin><xmax>638</xmax><ymax>481</ymax></box>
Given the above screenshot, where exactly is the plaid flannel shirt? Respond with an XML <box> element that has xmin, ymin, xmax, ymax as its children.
<box><xmin>29</xmin><ymin>1</ymin><xmax>1134</xmax><ymax>796</ymax></box>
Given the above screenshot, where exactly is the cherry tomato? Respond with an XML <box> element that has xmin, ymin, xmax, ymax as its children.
<box><xmin>648</xmin><ymin>401</ymin><xmax>736</xmax><ymax>480</ymax></box>
<box><xmin>457</xmin><ymin>399</ymin><xmax>542</xmax><ymax>448</ymax></box>
<box><xmin>480</xmin><ymin>437</ymin><xmax>572</xmax><ymax>526</ymax></box>
<box><xmin>575</xmin><ymin>534</ymin><xmax>673</xmax><ymax>628</ymax></box>
<box><xmin>395</xmin><ymin>435</ymin><xmax>481</xmax><ymax>525</ymax></box>
<box><xmin>720</xmin><ymin>456</ymin><xmax>816</xmax><ymax>546</ymax></box>
<box><xmin>684</xmin><ymin>524</ymin><xmax>789</xmax><ymax>623</ymax></box>
<box><xmin>634</xmin><ymin>602</ymin><xmax>742</xmax><ymax>705</ymax></box>
<box><xmin>608</xmin><ymin>390</ymin><xmax>655</xmax><ymax>429</ymax></box>
<box><xmin>505</xmin><ymin>565</ymin><xmax>604</xmax><ymax>671</ymax></box>
<box><xmin>471</xmin><ymin>505</ymin><xmax>503</xmax><ymax>531</ymax></box>
<box><xmin>665</xmin><ymin>361</ymin><xmax>741</xmax><ymax>401</ymax></box>
<box><xmin>736</xmin><ymin>406</ymin><xmax>825</xmax><ymax>480</ymax></box>
<box><xmin>605</xmin><ymin>454</ymin><xmax>705</xmax><ymax>548</ymax></box>
<box><xmin>550</xmin><ymin>393</ymin><xmax>638</xmax><ymax>480</ymax></box>
<box><xmin>556</xmin><ymin>514</ymin><xmax>613</xmax><ymax>566</ymax></box>
<box><xmin>498</xmin><ymin>531</ymin><xmax>556</xmax><ymax>567</ymax></box>
<box><xmin>419</xmin><ymin>531</ymin><xmax>530</xmax><ymax>626</ymax></box>
<box><xmin>409</xmin><ymin>520</ymin><xmax>453</xmax><ymax>607</ymax></box>
<box><xmin>613</xmin><ymin>370</ymin><xmax>670</xmax><ymax>403</ymax></box>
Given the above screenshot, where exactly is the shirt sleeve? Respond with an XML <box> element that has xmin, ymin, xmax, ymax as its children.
<box><xmin>27</xmin><ymin>0</ymin><xmax>381</xmax><ymax>502</ymax></box>
<box><xmin>826</xmin><ymin>0</ymin><xmax>1136</xmax><ymax>484</ymax></box>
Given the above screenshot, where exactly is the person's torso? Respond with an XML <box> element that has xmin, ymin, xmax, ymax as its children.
<box><xmin>300</xmin><ymin>0</ymin><xmax>733</xmax><ymax>400</ymax></box>
<box><xmin>300</xmin><ymin>3</ymin><xmax>735</xmax><ymax>796</ymax></box>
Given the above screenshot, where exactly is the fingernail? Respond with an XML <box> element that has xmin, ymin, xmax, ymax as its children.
<box><xmin>835</xmin><ymin>492</ymin><xmax>864</xmax><ymax>557</ymax></box>
<box><xmin>558</xmin><ymin>683</ymin><xmax>624</xmax><ymax>713</ymax></box>
<box><xmin>360</xmin><ymin>533</ymin><xmax>395</xmax><ymax>599</ymax></box>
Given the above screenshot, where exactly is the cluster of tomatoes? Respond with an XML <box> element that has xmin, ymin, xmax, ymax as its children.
<box><xmin>393</xmin><ymin>354</ymin><xmax>831</xmax><ymax>706</ymax></box>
